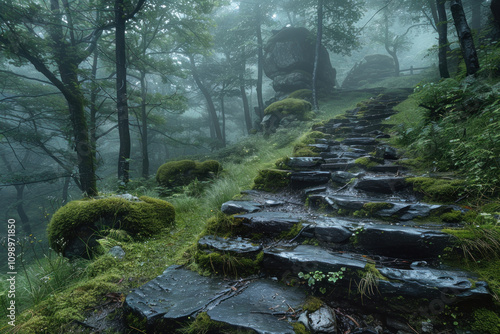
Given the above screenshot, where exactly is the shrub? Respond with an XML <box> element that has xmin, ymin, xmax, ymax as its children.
<box><xmin>156</xmin><ymin>159</ymin><xmax>222</xmax><ymax>187</ymax></box>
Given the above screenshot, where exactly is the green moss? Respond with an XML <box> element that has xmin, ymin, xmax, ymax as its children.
<box><xmin>264</xmin><ymin>98</ymin><xmax>312</xmax><ymax>119</ymax></box>
<box><xmin>204</xmin><ymin>213</ymin><xmax>241</xmax><ymax>237</ymax></box>
<box><xmin>354</xmin><ymin>157</ymin><xmax>378</xmax><ymax>168</ymax></box>
<box><xmin>302</xmin><ymin>296</ymin><xmax>323</xmax><ymax>312</ymax></box>
<box><xmin>87</xmin><ymin>255</ymin><xmax>122</xmax><ymax>278</ymax></box>
<box><xmin>299</xmin><ymin>131</ymin><xmax>329</xmax><ymax>145</ymax></box>
<box><xmin>280</xmin><ymin>223</ymin><xmax>303</xmax><ymax>240</ymax></box>
<box><xmin>194</xmin><ymin>250</ymin><xmax>263</xmax><ymax>278</ymax></box>
<box><xmin>292</xmin><ymin>322</ymin><xmax>312</xmax><ymax>334</ymax></box>
<box><xmin>178</xmin><ymin>312</ymin><xmax>225</xmax><ymax>334</ymax></box>
<box><xmin>362</xmin><ymin>202</ymin><xmax>394</xmax><ymax>214</ymax></box>
<box><xmin>275</xmin><ymin>156</ymin><xmax>291</xmax><ymax>169</ymax></box>
<box><xmin>470</xmin><ymin>309</ymin><xmax>500</xmax><ymax>334</ymax></box>
<box><xmin>47</xmin><ymin>196</ymin><xmax>175</xmax><ymax>255</ymax></box>
<box><xmin>253</xmin><ymin>169</ymin><xmax>291</xmax><ymax>192</ymax></box>
<box><xmin>292</xmin><ymin>145</ymin><xmax>320</xmax><ymax>157</ymax></box>
<box><xmin>364</xmin><ymin>262</ymin><xmax>388</xmax><ymax>281</ymax></box>
<box><xmin>440</xmin><ymin>210</ymin><xmax>464</xmax><ymax>223</ymax></box>
<box><xmin>288</xmin><ymin>89</ymin><xmax>313</xmax><ymax>101</ymax></box>
<box><xmin>406</xmin><ymin>177</ymin><xmax>466</xmax><ymax>202</ymax></box>
<box><xmin>156</xmin><ymin>159</ymin><xmax>222</xmax><ymax>187</ymax></box>
<box><xmin>126</xmin><ymin>312</ymin><xmax>147</xmax><ymax>332</ymax></box>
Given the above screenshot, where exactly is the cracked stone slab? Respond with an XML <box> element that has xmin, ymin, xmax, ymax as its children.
<box><xmin>221</xmin><ymin>200</ymin><xmax>262</xmax><ymax>214</ymax></box>
<box><xmin>198</xmin><ymin>235</ymin><xmax>262</xmax><ymax>255</ymax></box>
<box><xmin>207</xmin><ymin>280</ymin><xmax>306</xmax><ymax>334</ymax></box>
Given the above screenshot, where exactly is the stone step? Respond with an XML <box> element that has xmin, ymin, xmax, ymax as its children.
<box><xmin>262</xmin><ymin>245</ymin><xmax>490</xmax><ymax>305</ymax></box>
<box><xmin>286</xmin><ymin>157</ymin><xmax>324</xmax><ymax>170</ymax></box>
<box><xmin>125</xmin><ymin>265</ymin><xmax>306</xmax><ymax>333</ymax></box>
<box><xmin>308</xmin><ymin>194</ymin><xmax>452</xmax><ymax>221</ymax></box>
<box><xmin>354</xmin><ymin>176</ymin><xmax>410</xmax><ymax>194</ymax></box>
<box><xmin>360</xmin><ymin>112</ymin><xmax>397</xmax><ymax>121</ymax></box>
<box><xmin>290</xmin><ymin>171</ymin><xmax>331</xmax><ymax>186</ymax></box>
<box><xmin>341</xmin><ymin>137</ymin><xmax>379</xmax><ymax>146</ymax></box>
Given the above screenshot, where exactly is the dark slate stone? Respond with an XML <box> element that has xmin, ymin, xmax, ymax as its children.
<box><xmin>352</xmin><ymin>124</ymin><xmax>389</xmax><ymax>133</ymax></box>
<box><xmin>354</xmin><ymin>177</ymin><xmax>409</xmax><ymax>194</ymax></box>
<box><xmin>314</xmin><ymin>220</ymin><xmax>353</xmax><ymax>244</ymax></box>
<box><xmin>287</xmin><ymin>157</ymin><xmax>324</xmax><ymax>169</ymax></box>
<box><xmin>108</xmin><ymin>246</ymin><xmax>126</xmax><ymax>260</ymax></box>
<box><xmin>375</xmin><ymin>145</ymin><xmax>399</xmax><ymax>160</ymax></box>
<box><xmin>327</xmin><ymin>118</ymin><xmax>352</xmax><ymax>124</ymax></box>
<box><xmin>361</xmin><ymin>112</ymin><xmax>396</xmax><ymax>121</ymax></box>
<box><xmin>398</xmin><ymin>204</ymin><xmax>444</xmax><ymax>221</ymax></box>
<box><xmin>342</xmin><ymin>137</ymin><xmax>379</xmax><ymax>146</ymax></box>
<box><xmin>306</xmin><ymin>306</ymin><xmax>337</xmax><ymax>333</ymax></box>
<box><xmin>356</xmin><ymin>225</ymin><xmax>452</xmax><ymax>259</ymax></box>
<box><xmin>291</xmin><ymin>171</ymin><xmax>331</xmax><ymax>185</ymax></box>
<box><xmin>263</xmin><ymin>245</ymin><xmax>367</xmax><ymax>275</ymax></box>
<box><xmin>303</xmin><ymin>186</ymin><xmax>327</xmax><ymax>196</ymax></box>
<box><xmin>207</xmin><ymin>280</ymin><xmax>306</xmax><ymax>334</ymax></box>
<box><xmin>198</xmin><ymin>235</ymin><xmax>262</xmax><ymax>255</ymax></box>
<box><xmin>221</xmin><ymin>200</ymin><xmax>262</xmax><ymax>215</ymax></box>
<box><xmin>125</xmin><ymin>266</ymin><xmax>229</xmax><ymax>328</ymax></box>
<box><xmin>377</xmin><ymin>267</ymin><xmax>490</xmax><ymax>300</ymax></box>
<box><xmin>308</xmin><ymin>144</ymin><xmax>331</xmax><ymax>152</ymax></box>
<box><xmin>324</xmin><ymin>158</ymin><xmax>354</xmax><ymax>164</ymax></box>
<box><xmin>319</xmin><ymin>152</ymin><xmax>340</xmax><ymax>159</ymax></box>
<box><xmin>320</xmin><ymin>163</ymin><xmax>356</xmax><ymax>171</ymax></box>
<box><xmin>368</xmin><ymin>165</ymin><xmax>403</xmax><ymax>173</ymax></box>
<box><xmin>235</xmin><ymin>212</ymin><xmax>305</xmax><ymax>235</ymax></box>
<box><xmin>331</xmin><ymin>171</ymin><xmax>356</xmax><ymax>184</ymax></box>
<box><xmin>375</xmin><ymin>133</ymin><xmax>391</xmax><ymax>139</ymax></box>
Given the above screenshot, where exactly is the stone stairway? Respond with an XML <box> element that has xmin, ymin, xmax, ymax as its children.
<box><xmin>125</xmin><ymin>90</ymin><xmax>492</xmax><ymax>333</ymax></box>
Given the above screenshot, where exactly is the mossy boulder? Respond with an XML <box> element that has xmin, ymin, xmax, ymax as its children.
<box><xmin>264</xmin><ymin>98</ymin><xmax>312</xmax><ymax>119</ymax></box>
<box><xmin>288</xmin><ymin>89</ymin><xmax>313</xmax><ymax>101</ymax></box>
<box><xmin>253</xmin><ymin>169</ymin><xmax>291</xmax><ymax>192</ymax></box>
<box><xmin>47</xmin><ymin>196</ymin><xmax>175</xmax><ymax>258</ymax></box>
<box><xmin>156</xmin><ymin>159</ymin><xmax>222</xmax><ymax>187</ymax></box>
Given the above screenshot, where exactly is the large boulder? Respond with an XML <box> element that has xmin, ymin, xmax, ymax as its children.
<box><xmin>47</xmin><ymin>196</ymin><xmax>175</xmax><ymax>258</ymax></box>
<box><xmin>263</xmin><ymin>27</ymin><xmax>336</xmax><ymax>97</ymax></box>
<box><xmin>342</xmin><ymin>54</ymin><xmax>396</xmax><ymax>89</ymax></box>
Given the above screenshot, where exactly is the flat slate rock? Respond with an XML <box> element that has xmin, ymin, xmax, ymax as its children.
<box><xmin>125</xmin><ymin>266</ymin><xmax>230</xmax><ymax>328</ymax></box>
<box><xmin>287</xmin><ymin>157</ymin><xmax>324</xmax><ymax>169</ymax></box>
<box><xmin>235</xmin><ymin>212</ymin><xmax>306</xmax><ymax>235</ymax></box>
<box><xmin>354</xmin><ymin>176</ymin><xmax>409</xmax><ymax>194</ymax></box>
<box><xmin>198</xmin><ymin>235</ymin><xmax>262</xmax><ymax>255</ymax></box>
<box><xmin>291</xmin><ymin>171</ymin><xmax>331</xmax><ymax>185</ymax></box>
<box><xmin>221</xmin><ymin>200</ymin><xmax>262</xmax><ymax>214</ymax></box>
<box><xmin>342</xmin><ymin>138</ymin><xmax>379</xmax><ymax>146</ymax></box>
<box><xmin>207</xmin><ymin>280</ymin><xmax>306</xmax><ymax>334</ymax></box>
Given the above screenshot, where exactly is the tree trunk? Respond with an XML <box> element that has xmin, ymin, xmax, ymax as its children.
<box><xmin>15</xmin><ymin>185</ymin><xmax>32</xmax><ymax>235</ymax></box>
<box><xmin>90</xmin><ymin>47</ymin><xmax>99</xmax><ymax>164</ymax></box>
<box><xmin>220</xmin><ymin>94</ymin><xmax>226</xmax><ymax>146</ymax></box>
<box><xmin>140</xmin><ymin>71</ymin><xmax>149</xmax><ymax>178</ymax></box>
<box><xmin>116</xmin><ymin>0</ymin><xmax>131</xmax><ymax>183</ymax></box>
<box><xmin>239</xmin><ymin>51</ymin><xmax>252</xmax><ymax>135</ymax></box>
<box><xmin>62</xmin><ymin>176</ymin><xmax>70</xmax><ymax>204</ymax></box>
<box><xmin>312</xmin><ymin>0</ymin><xmax>324</xmax><ymax>111</ymax></box>
<box><xmin>427</xmin><ymin>0</ymin><xmax>439</xmax><ymax>31</ymax></box>
<box><xmin>450</xmin><ymin>0</ymin><xmax>480</xmax><ymax>76</ymax></box>
<box><xmin>436</xmin><ymin>0</ymin><xmax>450</xmax><ymax>78</ymax></box>
<box><xmin>189</xmin><ymin>55</ymin><xmax>224</xmax><ymax>147</ymax></box>
<box><xmin>383</xmin><ymin>13</ymin><xmax>400</xmax><ymax>76</ymax></box>
<box><xmin>255</xmin><ymin>4</ymin><xmax>265</xmax><ymax>121</ymax></box>
<box><xmin>492</xmin><ymin>0</ymin><xmax>500</xmax><ymax>27</ymax></box>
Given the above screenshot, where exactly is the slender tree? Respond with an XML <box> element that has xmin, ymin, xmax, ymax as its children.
<box><xmin>312</xmin><ymin>0</ymin><xmax>324</xmax><ymax>111</ymax></box>
<box><xmin>450</xmin><ymin>0</ymin><xmax>480</xmax><ymax>75</ymax></box>
<box><xmin>436</xmin><ymin>0</ymin><xmax>450</xmax><ymax>78</ymax></box>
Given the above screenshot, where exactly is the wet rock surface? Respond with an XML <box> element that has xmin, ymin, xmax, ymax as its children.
<box><xmin>125</xmin><ymin>89</ymin><xmax>491</xmax><ymax>333</ymax></box>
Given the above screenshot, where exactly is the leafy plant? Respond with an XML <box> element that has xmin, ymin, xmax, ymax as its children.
<box><xmin>298</xmin><ymin>267</ymin><xmax>346</xmax><ymax>294</ymax></box>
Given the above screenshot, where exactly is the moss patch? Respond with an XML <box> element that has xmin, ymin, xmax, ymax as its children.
<box><xmin>47</xmin><ymin>196</ymin><xmax>175</xmax><ymax>256</ymax></box>
<box><xmin>302</xmin><ymin>296</ymin><xmax>323</xmax><ymax>312</ymax></box>
<box><xmin>298</xmin><ymin>131</ymin><xmax>329</xmax><ymax>145</ymax></box>
<box><xmin>362</xmin><ymin>202</ymin><xmax>394</xmax><ymax>214</ymax></box>
<box><xmin>264</xmin><ymin>98</ymin><xmax>312</xmax><ymax>120</ymax></box>
<box><xmin>156</xmin><ymin>159</ymin><xmax>222</xmax><ymax>187</ymax></box>
<box><xmin>288</xmin><ymin>89</ymin><xmax>313</xmax><ymax>101</ymax></box>
<box><xmin>292</xmin><ymin>144</ymin><xmax>320</xmax><ymax>157</ymax></box>
<box><xmin>354</xmin><ymin>157</ymin><xmax>378</xmax><ymax>169</ymax></box>
<box><xmin>280</xmin><ymin>223</ymin><xmax>303</xmax><ymax>240</ymax></box>
<box><xmin>406</xmin><ymin>177</ymin><xmax>466</xmax><ymax>202</ymax></box>
<box><xmin>203</xmin><ymin>213</ymin><xmax>241</xmax><ymax>238</ymax></box>
<box><xmin>292</xmin><ymin>322</ymin><xmax>312</xmax><ymax>334</ymax></box>
<box><xmin>440</xmin><ymin>210</ymin><xmax>464</xmax><ymax>223</ymax></box>
<box><xmin>195</xmin><ymin>250</ymin><xmax>263</xmax><ymax>278</ymax></box>
<box><xmin>253</xmin><ymin>169</ymin><xmax>291</xmax><ymax>192</ymax></box>
<box><xmin>470</xmin><ymin>308</ymin><xmax>500</xmax><ymax>334</ymax></box>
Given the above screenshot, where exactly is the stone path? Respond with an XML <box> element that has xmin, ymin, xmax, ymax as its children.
<box><xmin>125</xmin><ymin>89</ymin><xmax>492</xmax><ymax>333</ymax></box>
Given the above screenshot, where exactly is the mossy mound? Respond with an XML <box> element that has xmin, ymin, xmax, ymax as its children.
<box><xmin>253</xmin><ymin>169</ymin><xmax>291</xmax><ymax>192</ymax></box>
<box><xmin>156</xmin><ymin>159</ymin><xmax>222</xmax><ymax>187</ymax></box>
<box><xmin>288</xmin><ymin>89</ymin><xmax>313</xmax><ymax>101</ymax></box>
<box><xmin>470</xmin><ymin>308</ymin><xmax>500</xmax><ymax>334</ymax></box>
<box><xmin>264</xmin><ymin>98</ymin><xmax>312</xmax><ymax>119</ymax></box>
<box><xmin>405</xmin><ymin>177</ymin><xmax>466</xmax><ymax>202</ymax></box>
<box><xmin>195</xmin><ymin>249</ymin><xmax>264</xmax><ymax>278</ymax></box>
<box><xmin>47</xmin><ymin>196</ymin><xmax>175</xmax><ymax>258</ymax></box>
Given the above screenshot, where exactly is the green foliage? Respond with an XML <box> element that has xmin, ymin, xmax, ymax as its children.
<box><xmin>264</xmin><ymin>98</ymin><xmax>313</xmax><ymax>119</ymax></box>
<box><xmin>203</xmin><ymin>213</ymin><xmax>241</xmax><ymax>237</ymax></box>
<box><xmin>470</xmin><ymin>309</ymin><xmax>500</xmax><ymax>334</ymax></box>
<box><xmin>253</xmin><ymin>169</ymin><xmax>291</xmax><ymax>192</ymax></box>
<box><xmin>292</xmin><ymin>144</ymin><xmax>320</xmax><ymax>157</ymax></box>
<box><xmin>156</xmin><ymin>160</ymin><xmax>222</xmax><ymax>187</ymax></box>
<box><xmin>443</xmin><ymin>226</ymin><xmax>500</xmax><ymax>262</ymax></box>
<box><xmin>47</xmin><ymin>196</ymin><xmax>175</xmax><ymax>254</ymax></box>
<box><xmin>195</xmin><ymin>250</ymin><xmax>263</xmax><ymax>278</ymax></box>
<box><xmin>298</xmin><ymin>268</ymin><xmax>346</xmax><ymax>294</ymax></box>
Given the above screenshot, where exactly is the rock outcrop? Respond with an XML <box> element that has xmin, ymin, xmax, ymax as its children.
<box><xmin>342</xmin><ymin>54</ymin><xmax>396</xmax><ymax>89</ymax></box>
<box><xmin>264</xmin><ymin>27</ymin><xmax>336</xmax><ymax>98</ymax></box>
